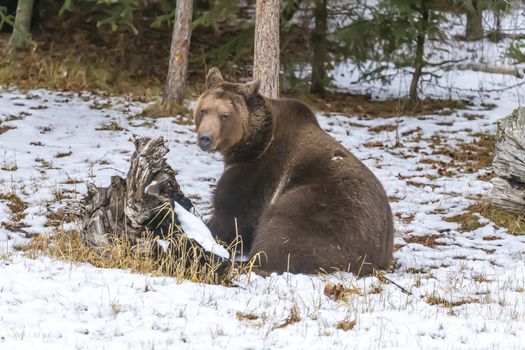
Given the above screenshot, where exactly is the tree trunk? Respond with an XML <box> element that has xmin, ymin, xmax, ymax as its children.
<box><xmin>409</xmin><ymin>4</ymin><xmax>429</xmax><ymax>105</ymax></box>
<box><xmin>254</xmin><ymin>0</ymin><xmax>280</xmax><ymax>98</ymax></box>
<box><xmin>9</xmin><ymin>0</ymin><xmax>34</xmax><ymax>51</ymax></box>
<box><xmin>491</xmin><ymin>107</ymin><xmax>525</xmax><ymax>214</ymax></box>
<box><xmin>465</xmin><ymin>0</ymin><xmax>483</xmax><ymax>41</ymax></box>
<box><xmin>310</xmin><ymin>0</ymin><xmax>327</xmax><ymax>95</ymax></box>
<box><xmin>488</xmin><ymin>12</ymin><xmax>504</xmax><ymax>42</ymax></box>
<box><xmin>162</xmin><ymin>0</ymin><xmax>193</xmax><ymax>109</ymax></box>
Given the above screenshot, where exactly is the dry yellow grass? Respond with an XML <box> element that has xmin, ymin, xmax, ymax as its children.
<box><xmin>444</xmin><ymin>200</ymin><xmax>524</xmax><ymax>235</ymax></box>
<box><xmin>444</xmin><ymin>211</ymin><xmax>484</xmax><ymax>232</ymax></box>
<box><xmin>336</xmin><ymin>318</ymin><xmax>357</xmax><ymax>331</ymax></box>
<box><xmin>16</xmin><ymin>200</ymin><xmax>266</xmax><ymax>284</ymax></box>
<box><xmin>272</xmin><ymin>305</ymin><xmax>301</xmax><ymax>330</ymax></box>
<box><xmin>20</xmin><ymin>225</ymin><xmax>256</xmax><ymax>285</ymax></box>
<box><xmin>0</xmin><ymin>45</ymin><xmax>162</xmax><ymax>97</ymax></box>
<box><xmin>468</xmin><ymin>201</ymin><xmax>525</xmax><ymax>235</ymax></box>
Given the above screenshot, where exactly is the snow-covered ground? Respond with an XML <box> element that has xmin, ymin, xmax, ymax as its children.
<box><xmin>2</xmin><ymin>11</ymin><xmax>525</xmax><ymax>350</ymax></box>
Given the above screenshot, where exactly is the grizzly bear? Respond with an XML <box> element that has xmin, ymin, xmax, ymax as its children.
<box><xmin>193</xmin><ymin>67</ymin><xmax>394</xmax><ymax>275</ymax></box>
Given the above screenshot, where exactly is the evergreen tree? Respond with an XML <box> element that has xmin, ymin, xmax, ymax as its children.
<box><xmin>337</xmin><ymin>0</ymin><xmax>446</xmax><ymax>105</ymax></box>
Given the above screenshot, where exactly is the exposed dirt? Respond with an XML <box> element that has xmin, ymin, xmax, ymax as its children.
<box><xmin>0</xmin><ymin>192</ymin><xmax>29</xmax><ymax>232</ymax></box>
<box><xmin>306</xmin><ymin>91</ymin><xmax>470</xmax><ymax>118</ymax></box>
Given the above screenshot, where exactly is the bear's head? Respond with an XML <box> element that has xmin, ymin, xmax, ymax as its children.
<box><xmin>193</xmin><ymin>68</ymin><xmax>262</xmax><ymax>154</ymax></box>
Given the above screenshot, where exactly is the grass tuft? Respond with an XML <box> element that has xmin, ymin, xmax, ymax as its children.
<box><xmin>0</xmin><ymin>192</ymin><xmax>28</xmax><ymax>223</ymax></box>
<box><xmin>468</xmin><ymin>201</ymin><xmax>525</xmax><ymax>235</ymax></box>
<box><xmin>323</xmin><ymin>282</ymin><xmax>362</xmax><ymax>301</ymax></box>
<box><xmin>1</xmin><ymin>165</ymin><xmax>18</xmax><ymax>171</ymax></box>
<box><xmin>336</xmin><ymin>318</ymin><xmax>357</xmax><ymax>331</ymax></box>
<box><xmin>20</xmin><ymin>229</ymin><xmax>248</xmax><ymax>285</ymax></box>
<box><xmin>404</xmin><ymin>234</ymin><xmax>444</xmax><ymax>248</ymax></box>
<box><xmin>55</xmin><ymin>151</ymin><xmax>73</xmax><ymax>158</ymax></box>
<box><xmin>426</xmin><ymin>293</ymin><xmax>479</xmax><ymax>308</ymax></box>
<box><xmin>272</xmin><ymin>305</ymin><xmax>301</xmax><ymax>330</ymax></box>
<box><xmin>445</xmin><ymin>200</ymin><xmax>525</xmax><ymax>235</ymax></box>
<box><xmin>444</xmin><ymin>212</ymin><xmax>484</xmax><ymax>232</ymax></box>
<box><xmin>236</xmin><ymin>311</ymin><xmax>260</xmax><ymax>321</ymax></box>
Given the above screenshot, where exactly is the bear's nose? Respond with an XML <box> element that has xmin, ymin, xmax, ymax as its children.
<box><xmin>198</xmin><ymin>133</ymin><xmax>213</xmax><ymax>151</ymax></box>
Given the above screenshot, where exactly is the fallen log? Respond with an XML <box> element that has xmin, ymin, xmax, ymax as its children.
<box><xmin>456</xmin><ymin>63</ymin><xmax>523</xmax><ymax>78</ymax></box>
<box><xmin>491</xmin><ymin>107</ymin><xmax>525</xmax><ymax>214</ymax></box>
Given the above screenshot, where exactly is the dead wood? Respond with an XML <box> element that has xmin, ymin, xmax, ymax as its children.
<box><xmin>78</xmin><ymin>136</ymin><xmax>193</xmax><ymax>250</ymax></box>
<box><xmin>491</xmin><ymin>107</ymin><xmax>525</xmax><ymax>214</ymax></box>
<box><xmin>456</xmin><ymin>63</ymin><xmax>523</xmax><ymax>78</ymax></box>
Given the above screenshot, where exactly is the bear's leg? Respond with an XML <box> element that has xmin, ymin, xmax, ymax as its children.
<box><xmin>248</xmin><ymin>185</ymin><xmax>370</xmax><ymax>274</ymax></box>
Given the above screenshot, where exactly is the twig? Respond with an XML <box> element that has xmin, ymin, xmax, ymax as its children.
<box><xmin>425</xmin><ymin>58</ymin><xmax>467</xmax><ymax>67</ymax></box>
<box><xmin>375</xmin><ymin>271</ymin><xmax>413</xmax><ymax>295</ymax></box>
<box><xmin>97</xmin><ymin>166</ymin><xmax>126</xmax><ymax>175</ymax></box>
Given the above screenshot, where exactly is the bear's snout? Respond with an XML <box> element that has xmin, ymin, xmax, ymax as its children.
<box><xmin>198</xmin><ymin>133</ymin><xmax>213</xmax><ymax>151</ymax></box>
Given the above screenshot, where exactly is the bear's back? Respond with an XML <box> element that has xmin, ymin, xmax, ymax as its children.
<box><xmin>267</xmin><ymin>98</ymin><xmax>320</xmax><ymax>128</ymax></box>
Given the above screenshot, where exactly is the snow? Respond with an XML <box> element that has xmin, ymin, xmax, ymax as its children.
<box><xmin>173</xmin><ymin>201</ymin><xmax>230</xmax><ymax>259</ymax></box>
<box><xmin>2</xmin><ymin>10</ymin><xmax>525</xmax><ymax>350</ymax></box>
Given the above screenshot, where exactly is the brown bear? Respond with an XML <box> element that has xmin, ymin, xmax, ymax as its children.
<box><xmin>193</xmin><ymin>67</ymin><xmax>394</xmax><ymax>275</ymax></box>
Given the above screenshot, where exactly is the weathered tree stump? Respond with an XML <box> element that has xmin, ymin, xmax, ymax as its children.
<box><xmin>79</xmin><ymin>137</ymin><xmax>193</xmax><ymax>249</ymax></box>
<box><xmin>491</xmin><ymin>107</ymin><xmax>525</xmax><ymax>214</ymax></box>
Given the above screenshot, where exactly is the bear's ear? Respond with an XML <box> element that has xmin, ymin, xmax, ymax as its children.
<box><xmin>206</xmin><ymin>67</ymin><xmax>224</xmax><ymax>89</ymax></box>
<box><xmin>240</xmin><ymin>79</ymin><xmax>260</xmax><ymax>98</ymax></box>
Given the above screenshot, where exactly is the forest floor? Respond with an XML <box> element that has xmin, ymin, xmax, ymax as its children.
<box><xmin>2</xmin><ymin>11</ymin><xmax>525</xmax><ymax>350</ymax></box>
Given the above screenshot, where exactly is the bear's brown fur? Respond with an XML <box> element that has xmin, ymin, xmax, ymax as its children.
<box><xmin>194</xmin><ymin>67</ymin><xmax>394</xmax><ymax>275</ymax></box>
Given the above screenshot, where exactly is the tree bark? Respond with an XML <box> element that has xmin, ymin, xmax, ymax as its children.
<box><xmin>491</xmin><ymin>107</ymin><xmax>525</xmax><ymax>214</ymax></box>
<box><xmin>465</xmin><ymin>0</ymin><xmax>483</xmax><ymax>41</ymax></box>
<box><xmin>77</xmin><ymin>137</ymin><xmax>193</xmax><ymax>249</ymax></box>
<box><xmin>162</xmin><ymin>0</ymin><xmax>193</xmax><ymax>109</ymax></box>
<box><xmin>9</xmin><ymin>0</ymin><xmax>34</xmax><ymax>51</ymax></box>
<box><xmin>254</xmin><ymin>0</ymin><xmax>280</xmax><ymax>98</ymax></box>
<box><xmin>409</xmin><ymin>4</ymin><xmax>429</xmax><ymax>105</ymax></box>
<box><xmin>310</xmin><ymin>0</ymin><xmax>327</xmax><ymax>95</ymax></box>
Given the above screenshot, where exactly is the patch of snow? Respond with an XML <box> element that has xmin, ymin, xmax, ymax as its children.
<box><xmin>173</xmin><ymin>201</ymin><xmax>230</xmax><ymax>259</ymax></box>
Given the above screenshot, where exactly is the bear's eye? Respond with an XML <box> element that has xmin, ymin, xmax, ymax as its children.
<box><xmin>220</xmin><ymin>114</ymin><xmax>229</xmax><ymax>122</ymax></box>
<box><xmin>195</xmin><ymin>109</ymin><xmax>206</xmax><ymax>123</ymax></box>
